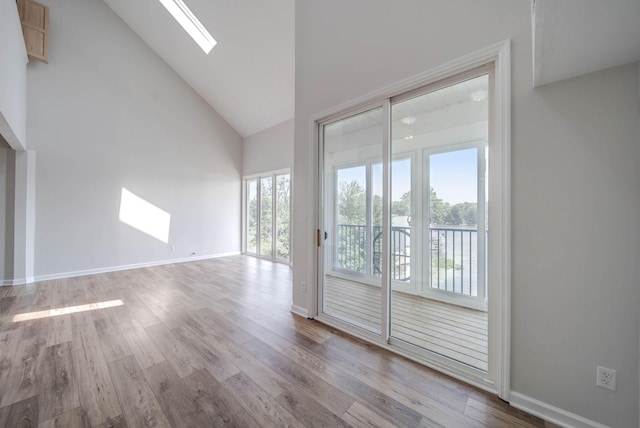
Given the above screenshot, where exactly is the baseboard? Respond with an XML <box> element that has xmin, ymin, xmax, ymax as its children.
<box><xmin>1</xmin><ymin>276</ymin><xmax>35</xmax><ymax>286</ymax></box>
<box><xmin>33</xmin><ymin>252</ymin><xmax>241</xmax><ymax>283</ymax></box>
<box><xmin>290</xmin><ymin>304</ymin><xmax>310</xmax><ymax>319</ymax></box>
<box><xmin>510</xmin><ymin>392</ymin><xmax>609</xmax><ymax>428</ymax></box>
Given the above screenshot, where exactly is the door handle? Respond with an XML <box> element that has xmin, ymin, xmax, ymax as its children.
<box><xmin>317</xmin><ymin>230</ymin><xmax>328</xmax><ymax>247</ymax></box>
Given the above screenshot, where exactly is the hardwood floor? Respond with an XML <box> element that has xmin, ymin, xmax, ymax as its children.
<box><xmin>0</xmin><ymin>256</ymin><xmax>544</xmax><ymax>427</ymax></box>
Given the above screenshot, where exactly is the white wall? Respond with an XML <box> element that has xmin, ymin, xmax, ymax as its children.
<box><xmin>0</xmin><ymin>0</ymin><xmax>28</xmax><ymax>150</ymax></box>
<box><xmin>294</xmin><ymin>1</ymin><xmax>639</xmax><ymax>427</ymax></box>
<box><xmin>27</xmin><ymin>0</ymin><xmax>242</xmax><ymax>278</ymax></box>
<box><xmin>512</xmin><ymin>64</ymin><xmax>639</xmax><ymax>428</ymax></box>
<box><xmin>243</xmin><ymin>118</ymin><xmax>294</xmax><ymax>176</ymax></box>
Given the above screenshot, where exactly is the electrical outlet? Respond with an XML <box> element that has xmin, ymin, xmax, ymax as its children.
<box><xmin>596</xmin><ymin>366</ymin><xmax>616</xmax><ymax>391</ymax></box>
<box><xmin>300</xmin><ymin>281</ymin><xmax>306</xmax><ymax>292</ymax></box>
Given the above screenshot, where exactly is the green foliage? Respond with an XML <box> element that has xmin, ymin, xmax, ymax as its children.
<box><xmin>429</xmin><ymin>188</ymin><xmax>450</xmax><ymax>225</ymax></box>
<box><xmin>392</xmin><ymin>191</ymin><xmax>411</xmax><ymax>217</ymax></box>
<box><xmin>259</xmin><ymin>179</ymin><xmax>273</xmax><ymax>257</ymax></box>
<box><xmin>432</xmin><ymin>257</ymin><xmax>461</xmax><ymax>271</ymax></box>
<box><xmin>338</xmin><ymin>180</ymin><xmax>367</xmax><ymax>225</ymax></box>
<box><xmin>336</xmin><ymin>179</ymin><xmax>366</xmax><ymax>271</ymax></box>
<box><xmin>373</xmin><ymin>195</ymin><xmax>383</xmax><ymax>227</ymax></box>
<box><xmin>431</xmin><ymin>188</ymin><xmax>477</xmax><ymax>225</ymax></box>
<box><xmin>247</xmin><ymin>181</ymin><xmax>258</xmax><ymax>253</ymax></box>
<box><xmin>275</xmin><ymin>175</ymin><xmax>290</xmax><ymax>260</ymax></box>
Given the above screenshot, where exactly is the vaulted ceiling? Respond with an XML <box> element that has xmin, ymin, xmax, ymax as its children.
<box><xmin>103</xmin><ymin>0</ymin><xmax>294</xmax><ymax>138</ymax></box>
<box><xmin>101</xmin><ymin>0</ymin><xmax>638</xmax><ymax>139</ymax></box>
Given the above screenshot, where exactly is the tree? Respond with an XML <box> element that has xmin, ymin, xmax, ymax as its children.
<box><xmin>430</xmin><ymin>188</ymin><xmax>450</xmax><ymax>225</ymax></box>
<box><xmin>338</xmin><ymin>180</ymin><xmax>366</xmax><ymax>224</ymax></box>
<box><xmin>373</xmin><ymin>195</ymin><xmax>383</xmax><ymax>226</ymax></box>
<box><xmin>445</xmin><ymin>204</ymin><xmax>463</xmax><ymax>225</ymax></box>
<box><xmin>259</xmin><ymin>179</ymin><xmax>273</xmax><ymax>256</ymax></box>
<box><xmin>247</xmin><ymin>190</ymin><xmax>257</xmax><ymax>252</ymax></box>
<box><xmin>392</xmin><ymin>191</ymin><xmax>411</xmax><ymax>217</ymax></box>
<box><xmin>336</xmin><ymin>179</ymin><xmax>366</xmax><ymax>272</ymax></box>
<box><xmin>275</xmin><ymin>175</ymin><xmax>290</xmax><ymax>260</ymax></box>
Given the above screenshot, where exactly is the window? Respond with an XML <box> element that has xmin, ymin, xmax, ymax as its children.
<box><xmin>243</xmin><ymin>170</ymin><xmax>290</xmax><ymax>263</ymax></box>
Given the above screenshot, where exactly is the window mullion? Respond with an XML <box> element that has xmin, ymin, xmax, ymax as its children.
<box><xmin>381</xmin><ymin>98</ymin><xmax>391</xmax><ymax>342</ymax></box>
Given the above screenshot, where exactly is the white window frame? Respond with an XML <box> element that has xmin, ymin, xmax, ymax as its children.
<box><xmin>242</xmin><ymin>168</ymin><xmax>291</xmax><ymax>264</ymax></box>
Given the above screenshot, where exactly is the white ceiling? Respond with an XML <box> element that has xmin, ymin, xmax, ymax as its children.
<box><xmin>533</xmin><ymin>0</ymin><xmax>640</xmax><ymax>87</ymax></box>
<box><xmin>103</xmin><ymin>0</ymin><xmax>294</xmax><ymax>138</ymax></box>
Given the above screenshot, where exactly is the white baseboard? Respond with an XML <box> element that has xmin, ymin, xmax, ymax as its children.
<box><xmin>510</xmin><ymin>391</ymin><xmax>609</xmax><ymax>428</ymax></box>
<box><xmin>1</xmin><ymin>277</ymin><xmax>35</xmax><ymax>286</ymax></box>
<box><xmin>32</xmin><ymin>252</ymin><xmax>241</xmax><ymax>283</ymax></box>
<box><xmin>290</xmin><ymin>304</ymin><xmax>310</xmax><ymax>319</ymax></box>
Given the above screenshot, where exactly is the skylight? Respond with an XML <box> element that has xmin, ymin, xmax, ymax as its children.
<box><xmin>158</xmin><ymin>0</ymin><xmax>217</xmax><ymax>54</ymax></box>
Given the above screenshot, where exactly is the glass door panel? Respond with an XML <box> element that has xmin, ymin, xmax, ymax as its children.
<box><xmin>275</xmin><ymin>174</ymin><xmax>291</xmax><ymax>261</ymax></box>
<box><xmin>389</xmin><ymin>74</ymin><xmax>489</xmax><ymax>371</ymax></box>
<box><xmin>259</xmin><ymin>177</ymin><xmax>273</xmax><ymax>257</ymax></box>
<box><xmin>321</xmin><ymin>107</ymin><xmax>383</xmax><ymax>335</ymax></box>
<box><xmin>246</xmin><ymin>179</ymin><xmax>258</xmax><ymax>254</ymax></box>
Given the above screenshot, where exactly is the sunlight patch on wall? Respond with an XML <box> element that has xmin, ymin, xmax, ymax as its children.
<box><xmin>119</xmin><ymin>188</ymin><xmax>171</xmax><ymax>243</ymax></box>
<box><xmin>12</xmin><ymin>299</ymin><xmax>124</xmax><ymax>322</ymax></box>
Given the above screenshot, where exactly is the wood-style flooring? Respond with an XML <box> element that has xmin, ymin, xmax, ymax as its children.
<box><xmin>0</xmin><ymin>255</ymin><xmax>544</xmax><ymax>427</ymax></box>
<box><xmin>324</xmin><ymin>275</ymin><xmax>488</xmax><ymax>370</ymax></box>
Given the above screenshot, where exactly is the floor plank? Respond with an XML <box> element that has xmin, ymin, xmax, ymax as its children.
<box><xmin>222</xmin><ymin>372</ymin><xmax>305</xmax><ymax>428</ymax></box>
<box><xmin>182</xmin><ymin>368</ymin><xmax>262</xmax><ymax>428</ymax></box>
<box><xmin>1</xmin><ymin>321</ymin><xmax>49</xmax><ymax>407</ymax></box>
<box><xmin>38</xmin><ymin>407</ymin><xmax>90</xmax><ymax>428</ymax></box>
<box><xmin>342</xmin><ymin>401</ymin><xmax>399</xmax><ymax>428</ymax></box>
<box><xmin>94</xmin><ymin>317</ymin><xmax>132</xmax><ymax>363</ymax></box>
<box><xmin>38</xmin><ymin>342</ymin><xmax>79</xmax><ymax>422</ymax></box>
<box><xmin>0</xmin><ymin>395</ymin><xmax>39</xmax><ymax>428</ymax></box>
<box><xmin>243</xmin><ymin>337</ymin><xmax>355</xmax><ymax>416</ymax></box>
<box><xmin>143</xmin><ymin>361</ymin><xmax>217</xmax><ymax>427</ymax></box>
<box><xmin>118</xmin><ymin>317</ymin><xmax>165</xmax><ymax>370</ymax></box>
<box><xmin>275</xmin><ymin>386</ymin><xmax>352</xmax><ymax>428</ymax></box>
<box><xmin>0</xmin><ymin>326</ymin><xmax>24</xmax><ymax>405</ymax></box>
<box><xmin>144</xmin><ymin>324</ymin><xmax>202</xmax><ymax>379</ymax></box>
<box><xmin>70</xmin><ymin>313</ymin><xmax>122</xmax><ymax>427</ymax></box>
<box><xmin>107</xmin><ymin>356</ymin><xmax>170</xmax><ymax>428</ymax></box>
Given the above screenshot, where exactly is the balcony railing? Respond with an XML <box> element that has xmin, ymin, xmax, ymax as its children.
<box><xmin>336</xmin><ymin>224</ymin><xmax>479</xmax><ymax>296</ymax></box>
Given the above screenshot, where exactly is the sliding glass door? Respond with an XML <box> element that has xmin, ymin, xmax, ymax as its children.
<box><xmin>244</xmin><ymin>170</ymin><xmax>290</xmax><ymax>263</ymax></box>
<box><xmin>318</xmin><ymin>70</ymin><xmax>493</xmax><ymax>374</ymax></box>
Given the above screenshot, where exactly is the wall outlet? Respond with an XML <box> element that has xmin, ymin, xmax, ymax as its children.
<box><xmin>300</xmin><ymin>281</ymin><xmax>306</xmax><ymax>292</ymax></box>
<box><xmin>596</xmin><ymin>366</ymin><xmax>616</xmax><ymax>391</ymax></box>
